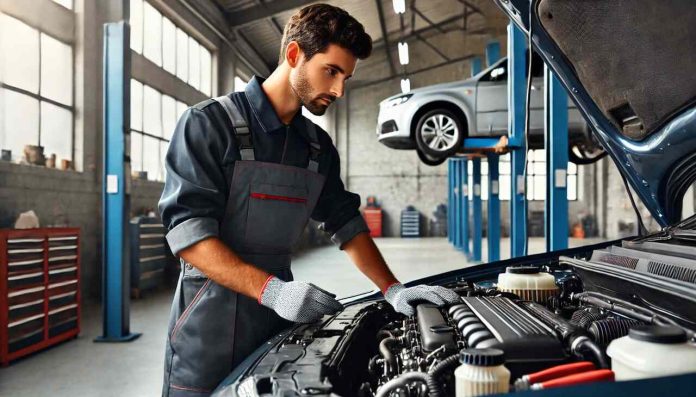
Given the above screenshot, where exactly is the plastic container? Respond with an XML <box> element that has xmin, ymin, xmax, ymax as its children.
<box><xmin>497</xmin><ymin>266</ymin><xmax>558</xmax><ymax>303</ymax></box>
<box><xmin>607</xmin><ymin>325</ymin><xmax>696</xmax><ymax>381</ymax></box>
<box><xmin>455</xmin><ymin>348</ymin><xmax>510</xmax><ymax>397</ymax></box>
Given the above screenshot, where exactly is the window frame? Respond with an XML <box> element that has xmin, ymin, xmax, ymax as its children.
<box><xmin>129</xmin><ymin>78</ymin><xmax>189</xmax><ymax>182</ymax></box>
<box><xmin>467</xmin><ymin>150</ymin><xmax>578</xmax><ymax>202</ymax></box>
<box><xmin>1</xmin><ymin>14</ymin><xmax>76</xmax><ymax>169</ymax></box>
<box><xmin>130</xmin><ymin>0</ymin><xmax>214</xmax><ymax>96</ymax></box>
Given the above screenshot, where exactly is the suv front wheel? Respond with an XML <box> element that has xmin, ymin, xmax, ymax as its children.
<box><xmin>414</xmin><ymin>108</ymin><xmax>465</xmax><ymax>159</ymax></box>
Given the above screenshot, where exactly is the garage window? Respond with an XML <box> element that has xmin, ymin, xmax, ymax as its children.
<box><xmin>130</xmin><ymin>79</ymin><xmax>188</xmax><ymax>182</ymax></box>
<box><xmin>468</xmin><ymin>150</ymin><xmax>577</xmax><ymax>201</ymax></box>
<box><xmin>0</xmin><ymin>13</ymin><xmax>74</xmax><ymax>168</ymax></box>
<box><xmin>130</xmin><ymin>0</ymin><xmax>213</xmax><ymax>96</ymax></box>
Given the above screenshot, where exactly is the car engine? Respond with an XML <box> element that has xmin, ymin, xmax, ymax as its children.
<box><xmin>221</xmin><ymin>237</ymin><xmax>696</xmax><ymax>397</ymax></box>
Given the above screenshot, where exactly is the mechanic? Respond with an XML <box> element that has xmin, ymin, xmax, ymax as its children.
<box><xmin>158</xmin><ymin>4</ymin><xmax>460</xmax><ymax>396</ymax></box>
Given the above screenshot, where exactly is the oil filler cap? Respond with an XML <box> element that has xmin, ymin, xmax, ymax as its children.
<box><xmin>459</xmin><ymin>348</ymin><xmax>505</xmax><ymax>366</ymax></box>
<box><xmin>628</xmin><ymin>325</ymin><xmax>687</xmax><ymax>344</ymax></box>
<box><xmin>506</xmin><ymin>266</ymin><xmax>540</xmax><ymax>274</ymax></box>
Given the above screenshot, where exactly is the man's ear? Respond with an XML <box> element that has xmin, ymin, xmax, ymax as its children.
<box><xmin>286</xmin><ymin>41</ymin><xmax>302</xmax><ymax>68</ymax></box>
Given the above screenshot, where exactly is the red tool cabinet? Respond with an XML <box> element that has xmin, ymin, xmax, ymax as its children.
<box><xmin>0</xmin><ymin>228</ymin><xmax>81</xmax><ymax>366</ymax></box>
<box><xmin>363</xmin><ymin>208</ymin><xmax>383</xmax><ymax>237</ymax></box>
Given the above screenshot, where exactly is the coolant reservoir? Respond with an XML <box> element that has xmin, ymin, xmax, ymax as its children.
<box><xmin>497</xmin><ymin>266</ymin><xmax>558</xmax><ymax>303</ymax></box>
<box><xmin>607</xmin><ymin>325</ymin><xmax>696</xmax><ymax>381</ymax></box>
<box><xmin>455</xmin><ymin>348</ymin><xmax>510</xmax><ymax>397</ymax></box>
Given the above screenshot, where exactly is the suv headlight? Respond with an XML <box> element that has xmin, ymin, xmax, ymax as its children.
<box><xmin>385</xmin><ymin>93</ymin><xmax>413</xmax><ymax>108</ymax></box>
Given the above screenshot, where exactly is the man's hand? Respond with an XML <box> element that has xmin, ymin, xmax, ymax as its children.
<box><xmin>384</xmin><ymin>283</ymin><xmax>461</xmax><ymax>316</ymax></box>
<box><xmin>258</xmin><ymin>277</ymin><xmax>344</xmax><ymax>323</ymax></box>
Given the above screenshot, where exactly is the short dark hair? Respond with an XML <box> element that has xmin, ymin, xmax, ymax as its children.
<box><xmin>278</xmin><ymin>3</ymin><xmax>372</xmax><ymax>65</ymax></box>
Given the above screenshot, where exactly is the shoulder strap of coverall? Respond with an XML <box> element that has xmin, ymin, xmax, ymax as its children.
<box><xmin>304</xmin><ymin>118</ymin><xmax>321</xmax><ymax>172</ymax></box>
<box><xmin>213</xmin><ymin>95</ymin><xmax>255</xmax><ymax>161</ymax></box>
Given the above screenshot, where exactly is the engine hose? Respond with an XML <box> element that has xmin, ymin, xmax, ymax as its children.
<box><xmin>572</xmin><ymin>291</ymin><xmax>695</xmax><ymax>339</ymax></box>
<box><xmin>375</xmin><ymin>371</ymin><xmax>429</xmax><ymax>397</ymax></box>
<box><xmin>377</xmin><ymin>330</ymin><xmax>394</xmax><ymax>342</ymax></box>
<box><xmin>426</xmin><ymin>354</ymin><xmax>460</xmax><ymax>397</ymax></box>
<box><xmin>379</xmin><ymin>337</ymin><xmax>400</xmax><ymax>375</ymax></box>
<box><xmin>572</xmin><ymin>337</ymin><xmax>610</xmax><ymax>369</ymax></box>
<box><xmin>588</xmin><ymin>318</ymin><xmax>640</xmax><ymax>346</ymax></box>
<box><xmin>570</xmin><ymin>307</ymin><xmax>608</xmax><ymax>329</ymax></box>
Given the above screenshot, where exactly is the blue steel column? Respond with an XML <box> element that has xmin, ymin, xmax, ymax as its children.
<box><xmin>485</xmin><ymin>41</ymin><xmax>501</xmax><ymax>68</ymax></box>
<box><xmin>485</xmin><ymin>41</ymin><xmax>501</xmax><ymax>262</ymax></box>
<box><xmin>96</xmin><ymin>22</ymin><xmax>140</xmax><ymax>342</ymax></box>
<box><xmin>470</xmin><ymin>57</ymin><xmax>482</xmax><ymax>77</ymax></box>
<box><xmin>472</xmin><ymin>158</ymin><xmax>482</xmax><ymax>261</ymax></box>
<box><xmin>453</xmin><ymin>159</ymin><xmax>461</xmax><ymax>248</ymax></box>
<box><xmin>544</xmin><ymin>66</ymin><xmax>569</xmax><ymax>251</ymax></box>
<box><xmin>460</xmin><ymin>158</ymin><xmax>470</xmax><ymax>255</ymax></box>
<box><xmin>487</xmin><ymin>154</ymin><xmax>500</xmax><ymax>261</ymax></box>
<box><xmin>448</xmin><ymin>159</ymin><xmax>454</xmax><ymax>243</ymax></box>
<box><xmin>508</xmin><ymin>23</ymin><xmax>528</xmax><ymax>258</ymax></box>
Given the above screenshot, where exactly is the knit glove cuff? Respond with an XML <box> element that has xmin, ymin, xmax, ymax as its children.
<box><xmin>258</xmin><ymin>276</ymin><xmax>284</xmax><ymax>307</ymax></box>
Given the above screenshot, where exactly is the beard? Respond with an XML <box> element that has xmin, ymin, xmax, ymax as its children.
<box><xmin>291</xmin><ymin>64</ymin><xmax>335</xmax><ymax>116</ymax></box>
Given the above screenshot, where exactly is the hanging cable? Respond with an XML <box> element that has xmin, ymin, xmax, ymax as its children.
<box><xmin>620</xmin><ymin>172</ymin><xmax>647</xmax><ymax>235</ymax></box>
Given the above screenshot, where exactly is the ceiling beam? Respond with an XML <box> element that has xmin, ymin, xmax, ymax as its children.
<box><xmin>414</xmin><ymin>32</ymin><xmax>450</xmax><ymax>62</ymax></box>
<box><xmin>456</xmin><ymin>0</ymin><xmax>483</xmax><ymax>15</ymax></box>
<box><xmin>375</xmin><ymin>0</ymin><xmax>397</xmax><ymax>78</ymax></box>
<box><xmin>237</xmin><ymin>29</ymin><xmax>273</xmax><ymax>74</ymax></box>
<box><xmin>412</xmin><ymin>6</ymin><xmax>446</xmax><ymax>35</ymax></box>
<box><xmin>373</xmin><ymin>13</ymin><xmax>466</xmax><ymax>51</ymax></box>
<box><xmin>226</xmin><ymin>0</ymin><xmax>315</xmax><ymax>27</ymax></box>
<box><xmin>351</xmin><ymin>53</ymin><xmax>478</xmax><ymax>90</ymax></box>
<box><xmin>269</xmin><ymin>17</ymin><xmax>284</xmax><ymax>37</ymax></box>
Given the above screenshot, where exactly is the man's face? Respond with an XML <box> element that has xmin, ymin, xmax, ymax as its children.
<box><xmin>289</xmin><ymin>44</ymin><xmax>357</xmax><ymax>116</ymax></box>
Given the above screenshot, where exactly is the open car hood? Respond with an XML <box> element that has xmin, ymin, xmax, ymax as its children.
<box><xmin>494</xmin><ymin>0</ymin><xmax>696</xmax><ymax>227</ymax></box>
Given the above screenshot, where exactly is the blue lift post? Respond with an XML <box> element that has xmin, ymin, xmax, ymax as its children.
<box><xmin>471</xmin><ymin>158</ymin><xmax>482</xmax><ymax>261</ymax></box>
<box><xmin>451</xmin><ymin>159</ymin><xmax>460</xmax><ymax>247</ymax></box>
<box><xmin>448</xmin><ymin>159</ymin><xmax>454</xmax><ymax>243</ymax></box>
<box><xmin>484</xmin><ymin>42</ymin><xmax>501</xmax><ymax>262</ymax></box>
<box><xmin>459</xmin><ymin>158</ymin><xmax>470</xmax><ymax>255</ymax></box>
<box><xmin>544</xmin><ymin>66</ymin><xmax>569</xmax><ymax>251</ymax></box>
<box><xmin>507</xmin><ymin>23</ymin><xmax>528</xmax><ymax>258</ymax></box>
<box><xmin>469</xmin><ymin>56</ymin><xmax>484</xmax><ymax>261</ymax></box>
<box><xmin>487</xmin><ymin>154</ymin><xmax>501</xmax><ymax>261</ymax></box>
<box><xmin>485</xmin><ymin>41</ymin><xmax>501</xmax><ymax>69</ymax></box>
<box><xmin>96</xmin><ymin>22</ymin><xmax>140</xmax><ymax>343</ymax></box>
<box><xmin>453</xmin><ymin>158</ymin><xmax>462</xmax><ymax>249</ymax></box>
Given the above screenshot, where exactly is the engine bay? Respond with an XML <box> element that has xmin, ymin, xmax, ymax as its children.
<box><xmin>221</xmin><ymin>236</ymin><xmax>696</xmax><ymax>397</ymax></box>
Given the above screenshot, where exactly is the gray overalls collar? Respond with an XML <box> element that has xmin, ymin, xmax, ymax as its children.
<box><xmin>244</xmin><ymin>75</ymin><xmax>305</xmax><ymax>133</ymax></box>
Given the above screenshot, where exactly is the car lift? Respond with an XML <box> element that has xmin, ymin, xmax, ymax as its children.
<box><xmin>96</xmin><ymin>22</ymin><xmax>140</xmax><ymax>343</ymax></box>
<box><xmin>448</xmin><ymin>23</ymin><xmax>569</xmax><ymax>260</ymax></box>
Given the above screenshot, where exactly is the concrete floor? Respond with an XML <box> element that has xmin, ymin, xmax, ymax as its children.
<box><xmin>0</xmin><ymin>237</ymin><xmax>601</xmax><ymax>396</ymax></box>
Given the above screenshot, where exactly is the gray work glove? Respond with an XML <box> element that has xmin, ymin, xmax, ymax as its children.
<box><xmin>384</xmin><ymin>283</ymin><xmax>461</xmax><ymax>316</ymax></box>
<box><xmin>259</xmin><ymin>277</ymin><xmax>343</xmax><ymax>323</ymax></box>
